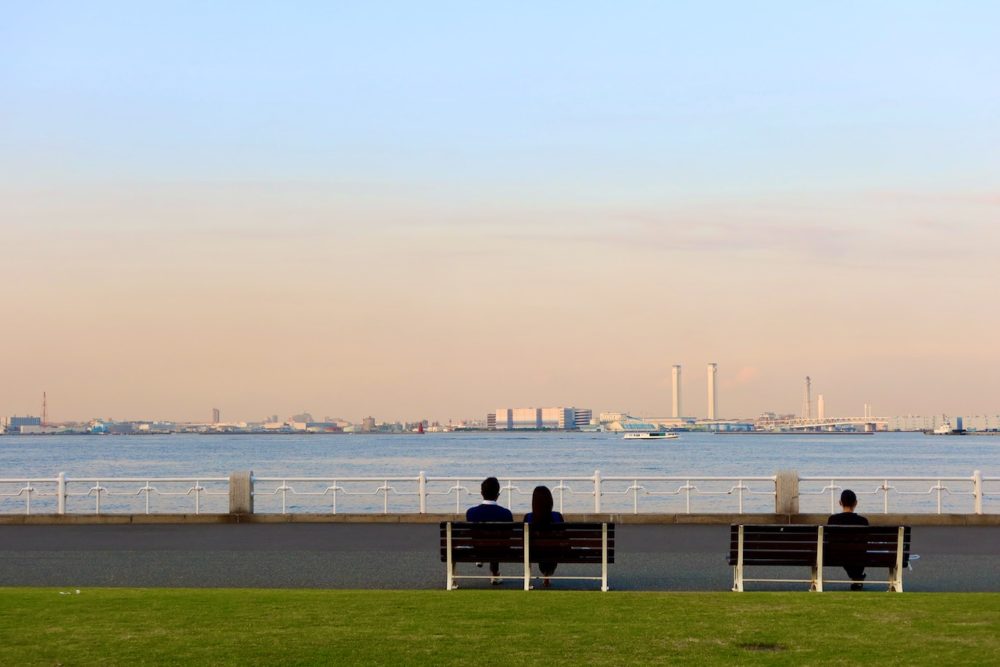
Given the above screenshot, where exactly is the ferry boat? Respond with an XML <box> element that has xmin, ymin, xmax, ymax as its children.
<box><xmin>622</xmin><ymin>431</ymin><xmax>678</xmax><ymax>440</ymax></box>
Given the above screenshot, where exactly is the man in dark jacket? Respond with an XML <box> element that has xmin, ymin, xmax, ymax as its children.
<box><xmin>466</xmin><ymin>477</ymin><xmax>513</xmax><ymax>583</ymax></box>
<box><xmin>827</xmin><ymin>489</ymin><xmax>869</xmax><ymax>590</ymax></box>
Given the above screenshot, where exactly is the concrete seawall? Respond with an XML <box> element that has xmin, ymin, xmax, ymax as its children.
<box><xmin>2</xmin><ymin>512</ymin><xmax>998</xmax><ymax>526</ymax></box>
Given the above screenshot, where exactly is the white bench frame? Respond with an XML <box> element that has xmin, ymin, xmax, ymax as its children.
<box><xmin>732</xmin><ymin>525</ymin><xmax>906</xmax><ymax>593</ymax></box>
<box><xmin>445</xmin><ymin>521</ymin><xmax>610</xmax><ymax>591</ymax></box>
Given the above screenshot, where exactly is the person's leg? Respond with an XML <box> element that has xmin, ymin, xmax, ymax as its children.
<box><xmin>540</xmin><ymin>562</ymin><xmax>557</xmax><ymax>586</ymax></box>
<box><xmin>844</xmin><ymin>566</ymin><xmax>866</xmax><ymax>589</ymax></box>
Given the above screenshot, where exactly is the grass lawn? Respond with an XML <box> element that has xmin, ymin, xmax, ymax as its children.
<box><xmin>1</xmin><ymin>588</ymin><xmax>997</xmax><ymax>666</ymax></box>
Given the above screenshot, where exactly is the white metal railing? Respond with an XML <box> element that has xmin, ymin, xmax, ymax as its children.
<box><xmin>0</xmin><ymin>475</ymin><xmax>228</xmax><ymax>515</ymax></box>
<box><xmin>799</xmin><ymin>471</ymin><xmax>995</xmax><ymax>515</ymax></box>
<box><xmin>1</xmin><ymin>470</ymin><xmax>996</xmax><ymax>515</ymax></box>
<box><xmin>250</xmin><ymin>472</ymin><xmax>778</xmax><ymax>515</ymax></box>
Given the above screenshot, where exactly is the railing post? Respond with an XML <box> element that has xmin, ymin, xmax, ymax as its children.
<box><xmin>418</xmin><ymin>471</ymin><xmax>427</xmax><ymax>514</ymax></box>
<box><xmin>775</xmin><ymin>470</ymin><xmax>799</xmax><ymax>515</ymax></box>
<box><xmin>593</xmin><ymin>470</ymin><xmax>602</xmax><ymax>513</ymax></box>
<box><xmin>57</xmin><ymin>472</ymin><xmax>66</xmax><ymax>515</ymax></box>
<box><xmin>973</xmin><ymin>470</ymin><xmax>983</xmax><ymax>515</ymax></box>
<box><xmin>229</xmin><ymin>471</ymin><xmax>254</xmax><ymax>515</ymax></box>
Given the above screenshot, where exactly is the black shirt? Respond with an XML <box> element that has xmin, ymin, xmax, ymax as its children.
<box><xmin>827</xmin><ymin>511</ymin><xmax>869</xmax><ymax>526</ymax></box>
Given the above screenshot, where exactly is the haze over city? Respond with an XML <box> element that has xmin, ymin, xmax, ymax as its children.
<box><xmin>3</xmin><ymin>2</ymin><xmax>999</xmax><ymax>422</ymax></box>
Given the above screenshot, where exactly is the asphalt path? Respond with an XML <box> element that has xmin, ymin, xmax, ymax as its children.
<box><xmin>1</xmin><ymin>525</ymin><xmax>997</xmax><ymax>592</ymax></box>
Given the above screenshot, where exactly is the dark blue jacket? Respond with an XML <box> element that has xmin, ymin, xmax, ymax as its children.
<box><xmin>466</xmin><ymin>502</ymin><xmax>513</xmax><ymax>522</ymax></box>
<box><xmin>523</xmin><ymin>511</ymin><xmax>564</xmax><ymax>524</ymax></box>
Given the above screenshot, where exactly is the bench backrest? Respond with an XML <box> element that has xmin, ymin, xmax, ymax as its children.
<box><xmin>440</xmin><ymin>522</ymin><xmax>524</xmax><ymax>563</ymax></box>
<box><xmin>824</xmin><ymin>525</ymin><xmax>911</xmax><ymax>568</ymax></box>
<box><xmin>529</xmin><ymin>523</ymin><xmax>615</xmax><ymax>564</ymax></box>
<box><xmin>728</xmin><ymin>525</ymin><xmax>820</xmax><ymax>566</ymax></box>
<box><xmin>440</xmin><ymin>522</ymin><xmax>615</xmax><ymax>564</ymax></box>
<box><xmin>728</xmin><ymin>525</ymin><xmax>911</xmax><ymax>567</ymax></box>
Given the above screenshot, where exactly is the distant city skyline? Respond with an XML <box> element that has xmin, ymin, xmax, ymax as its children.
<box><xmin>2</xmin><ymin>3</ymin><xmax>999</xmax><ymax>422</ymax></box>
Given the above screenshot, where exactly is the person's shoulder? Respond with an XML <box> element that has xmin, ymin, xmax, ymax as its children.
<box><xmin>523</xmin><ymin>512</ymin><xmax>533</xmax><ymax>523</ymax></box>
<box><xmin>553</xmin><ymin>511</ymin><xmax>565</xmax><ymax>522</ymax></box>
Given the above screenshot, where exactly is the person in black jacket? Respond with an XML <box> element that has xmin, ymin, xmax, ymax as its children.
<box><xmin>524</xmin><ymin>485</ymin><xmax>565</xmax><ymax>587</ymax></box>
<box><xmin>466</xmin><ymin>477</ymin><xmax>513</xmax><ymax>583</ymax></box>
<box><xmin>827</xmin><ymin>489</ymin><xmax>869</xmax><ymax>590</ymax></box>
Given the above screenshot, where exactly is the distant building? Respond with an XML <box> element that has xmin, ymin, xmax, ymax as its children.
<box><xmin>540</xmin><ymin>407</ymin><xmax>574</xmax><ymax>429</ymax></box>
<box><xmin>599</xmin><ymin>412</ymin><xmax>628</xmax><ymax>424</ymax></box>
<box><xmin>494</xmin><ymin>407</ymin><xmax>591</xmax><ymax>430</ymax></box>
<box><xmin>486</xmin><ymin>413</ymin><xmax>496</xmax><ymax>429</ymax></box>
<box><xmin>5</xmin><ymin>416</ymin><xmax>41</xmax><ymax>434</ymax></box>
<box><xmin>361</xmin><ymin>416</ymin><xmax>376</xmax><ymax>432</ymax></box>
<box><xmin>212</xmin><ymin>408</ymin><xmax>221</xmax><ymax>424</ymax></box>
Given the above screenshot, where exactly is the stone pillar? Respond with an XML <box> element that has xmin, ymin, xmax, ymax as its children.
<box><xmin>774</xmin><ymin>470</ymin><xmax>799</xmax><ymax>515</ymax></box>
<box><xmin>229</xmin><ymin>471</ymin><xmax>254</xmax><ymax>515</ymax></box>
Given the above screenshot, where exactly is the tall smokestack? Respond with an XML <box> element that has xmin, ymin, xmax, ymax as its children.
<box><xmin>671</xmin><ymin>365</ymin><xmax>682</xmax><ymax>418</ymax></box>
<box><xmin>707</xmin><ymin>363</ymin><xmax>717</xmax><ymax>420</ymax></box>
<box><xmin>803</xmin><ymin>376</ymin><xmax>812</xmax><ymax>419</ymax></box>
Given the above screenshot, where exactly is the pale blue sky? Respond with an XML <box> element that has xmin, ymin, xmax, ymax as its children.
<box><xmin>4</xmin><ymin>2</ymin><xmax>999</xmax><ymax>194</ymax></box>
<box><xmin>2</xmin><ymin>2</ymin><xmax>999</xmax><ymax>421</ymax></box>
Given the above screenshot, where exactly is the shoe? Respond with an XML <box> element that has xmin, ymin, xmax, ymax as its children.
<box><xmin>476</xmin><ymin>562</ymin><xmax>483</xmax><ymax>568</ymax></box>
<box><xmin>491</xmin><ymin>577</ymin><xmax>503</xmax><ymax>585</ymax></box>
<box><xmin>850</xmin><ymin>583</ymin><xmax>864</xmax><ymax>591</ymax></box>
<box><xmin>543</xmin><ymin>578</ymin><xmax>551</xmax><ymax>588</ymax></box>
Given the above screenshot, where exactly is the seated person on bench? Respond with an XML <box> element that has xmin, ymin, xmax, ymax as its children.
<box><xmin>466</xmin><ymin>476</ymin><xmax>513</xmax><ymax>584</ymax></box>
<box><xmin>827</xmin><ymin>489</ymin><xmax>869</xmax><ymax>590</ymax></box>
<box><xmin>524</xmin><ymin>485</ymin><xmax>565</xmax><ymax>588</ymax></box>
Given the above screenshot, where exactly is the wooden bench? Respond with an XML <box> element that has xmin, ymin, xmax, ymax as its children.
<box><xmin>729</xmin><ymin>524</ymin><xmax>911</xmax><ymax>592</ymax></box>
<box><xmin>440</xmin><ymin>521</ymin><xmax>614</xmax><ymax>591</ymax></box>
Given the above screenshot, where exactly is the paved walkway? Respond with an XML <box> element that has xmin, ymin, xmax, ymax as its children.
<box><xmin>1</xmin><ymin>524</ymin><xmax>997</xmax><ymax>592</ymax></box>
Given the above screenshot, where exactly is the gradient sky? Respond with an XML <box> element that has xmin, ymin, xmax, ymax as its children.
<box><xmin>2</xmin><ymin>2</ymin><xmax>999</xmax><ymax>422</ymax></box>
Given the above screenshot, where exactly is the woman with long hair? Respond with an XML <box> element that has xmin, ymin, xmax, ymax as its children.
<box><xmin>524</xmin><ymin>485</ymin><xmax>564</xmax><ymax>587</ymax></box>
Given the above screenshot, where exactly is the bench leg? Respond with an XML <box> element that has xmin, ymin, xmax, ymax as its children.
<box><xmin>888</xmin><ymin>567</ymin><xmax>903</xmax><ymax>593</ymax></box>
<box><xmin>601</xmin><ymin>522</ymin><xmax>609</xmax><ymax>592</ymax></box>
<box><xmin>523</xmin><ymin>526</ymin><xmax>531</xmax><ymax>591</ymax></box>
<box><xmin>445</xmin><ymin>523</ymin><xmax>456</xmax><ymax>590</ymax></box>
<box><xmin>810</xmin><ymin>566</ymin><xmax>823</xmax><ymax>592</ymax></box>
<box><xmin>811</xmin><ymin>527</ymin><xmax>824</xmax><ymax>592</ymax></box>
<box><xmin>732</xmin><ymin>525</ymin><xmax>744</xmax><ymax>592</ymax></box>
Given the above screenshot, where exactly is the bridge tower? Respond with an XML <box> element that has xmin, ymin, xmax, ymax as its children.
<box><xmin>802</xmin><ymin>377</ymin><xmax>812</xmax><ymax>419</ymax></box>
<box><xmin>671</xmin><ymin>365</ymin><xmax>682</xmax><ymax>418</ymax></box>
<box><xmin>707</xmin><ymin>363</ymin><xmax>717</xmax><ymax>420</ymax></box>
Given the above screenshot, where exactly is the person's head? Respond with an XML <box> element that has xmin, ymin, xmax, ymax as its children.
<box><xmin>840</xmin><ymin>489</ymin><xmax>858</xmax><ymax>511</ymax></box>
<box><xmin>481</xmin><ymin>477</ymin><xmax>500</xmax><ymax>501</ymax></box>
<box><xmin>531</xmin><ymin>485</ymin><xmax>554</xmax><ymax>521</ymax></box>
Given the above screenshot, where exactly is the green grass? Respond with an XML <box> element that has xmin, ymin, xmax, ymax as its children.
<box><xmin>1</xmin><ymin>589</ymin><xmax>997</xmax><ymax>666</ymax></box>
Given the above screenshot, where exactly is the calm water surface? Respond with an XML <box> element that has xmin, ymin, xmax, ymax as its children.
<box><xmin>1</xmin><ymin>432</ymin><xmax>996</xmax><ymax>514</ymax></box>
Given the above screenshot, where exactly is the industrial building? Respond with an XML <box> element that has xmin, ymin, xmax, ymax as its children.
<box><xmin>493</xmin><ymin>407</ymin><xmax>592</xmax><ymax>430</ymax></box>
<box><xmin>2</xmin><ymin>416</ymin><xmax>42</xmax><ymax>434</ymax></box>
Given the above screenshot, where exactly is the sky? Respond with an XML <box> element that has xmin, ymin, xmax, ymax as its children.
<box><xmin>2</xmin><ymin>2</ymin><xmax>999</xmax><ymax>423</ymax></box>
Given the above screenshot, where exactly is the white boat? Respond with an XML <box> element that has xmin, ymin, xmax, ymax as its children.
<box><xmin>623</xmin><ymin>431</ymin><xmax>678</xmax><ymax>440</ymax></box>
